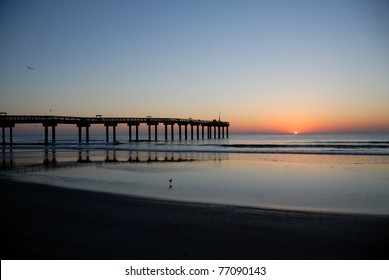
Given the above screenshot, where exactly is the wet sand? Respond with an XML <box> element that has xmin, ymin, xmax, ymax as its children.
<box><xmin>1</xmin><ymin>177</ymin><xmax>388</xmax><ymax>260</ymax></box>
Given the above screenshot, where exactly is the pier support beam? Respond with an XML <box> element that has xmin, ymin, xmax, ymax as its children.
<box><xmin>9</xmin><ymin>126</ymin><xmax>13</xmax><ymax>145</ymax></box>
<box><xmin>45</xmin><ymin>125</ymin><xmax>49</xmax><ymax>145</ymax></box>
<box><xmin>184</xmin><ymin>124</ymin><xmax>188</xmax><ymax>140</ymax></box>
<box><xmin>104</xmin><ymin>123</ymin><xmax>117</xmax><ymax>143</ymax></box>
<box><xmin>79</xmin><ymin>126</ymin><xmax>82</xmax><ymax>143</ymax></box>
<box><xmin>190</xmin><ymin>125</ymin><xmax>194</xmax><ymax>140</ymax></box>
<box><xmin>86</xmin><ymin>126</ymin><xmax>89</xmax><ymax>143</ymax></box>
<box><xmin>52</xmin><ymin>125</ymin><xmax>56</xmax><ymax>143</ymax></box>
<box><xmin>147</xmin><ymin>123</ymin><xmax>158</xmax><ymax>141</ymax></box>
<box><xmin>43</xmin><ymin>123</ymin><xmax>57</xmax><ymax>145</ymax></box>
<box><xmin>214</xmin><ymin>126</ymin><xmax>217</xmax><ymax>138</ymax></box>
<box><xmin>218</xmin><ymin>125</ymin><xmax>221</xmax><ymax>139</ymax></box>
<box><xmin>201</xmin><ymin>125</ymin><xmax>205</xmax><ymax>139</ymax></box>
<box><xmin>77</xmin><ymin>124</ymin><xmax>90</xmax><ymax>144</ymax></box>
<box><xmin>127</xmin><ymin>123</ymin><xmax>140</xmax><ymax>142</ymax></box>
<box><xmin>179</xmin><ymin>125</ymin><xmax>182</xmax><ymax>140</ymax></box>
<box><xmin>163</xmin><ymin>123</ymin><xmax>174</xmax><ymax>140</ymax></box>
<box><xmin>2</xmin><ymin>127</ymin><xmax>5</xmax><ymax>145</ymax></box>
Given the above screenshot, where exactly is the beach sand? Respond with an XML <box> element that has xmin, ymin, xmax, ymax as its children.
<box><xmin>1</xmin><ymin>177</ymin><xmax>388</xmax><ymax>260</ymax></box>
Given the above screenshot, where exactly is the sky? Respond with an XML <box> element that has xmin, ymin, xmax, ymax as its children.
<box><xmin>1</xmin><ymin>0</ymin><xmax>388</xmax><ymax>133</ymax></box>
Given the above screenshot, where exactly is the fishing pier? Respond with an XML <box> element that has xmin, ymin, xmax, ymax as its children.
<box><xmin>0</xmin><ymin>115</ymin><xmax>229</xmax><ymax>145</ymax></box>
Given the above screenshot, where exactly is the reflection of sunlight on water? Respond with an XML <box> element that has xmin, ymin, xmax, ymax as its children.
<box><xmin>2</xmin><ymin>148</ymin><xmax>389</xmax><ymax>215</ymax></box>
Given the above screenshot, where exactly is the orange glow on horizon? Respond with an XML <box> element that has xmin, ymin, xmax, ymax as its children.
<box><xmin>228</xmin><ymin>115</ymin><xmax>389</xmax><ymax>134</ymax></box>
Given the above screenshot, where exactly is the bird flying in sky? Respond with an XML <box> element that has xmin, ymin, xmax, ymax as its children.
<box><xmin>26</xmin><ymin>66</ymin><xmax>34</xmax><ymax>70</ymax></box>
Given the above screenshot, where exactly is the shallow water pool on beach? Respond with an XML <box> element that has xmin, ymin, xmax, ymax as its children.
<box><xmin>2</xmin><ymin>147</ymin><xmax>389</xmax><ymax>215</ymax></box>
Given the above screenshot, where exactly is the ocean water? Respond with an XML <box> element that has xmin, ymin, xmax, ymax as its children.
<box><xmin>1</xmin><ymin>133</ymin><xmax>389</xmax><ymax>215</ymax></box>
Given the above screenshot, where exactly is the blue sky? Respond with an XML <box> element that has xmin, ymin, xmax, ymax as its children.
<box><xmin>1</xmin><ymin>0</ymin><xmax>388</xmax><ymax>132</ymax></box>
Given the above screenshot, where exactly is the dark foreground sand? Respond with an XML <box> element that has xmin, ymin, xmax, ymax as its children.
<box><xmin>1</xmin><ymin>177</ymin><xmax>388</xmax><ymax>260</ymax></box>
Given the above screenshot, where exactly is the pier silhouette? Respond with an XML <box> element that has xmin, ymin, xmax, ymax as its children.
<box><xmin>0</xmin><ymin>115</ymin><xmax>229</xmax><ymax>145</ymax></box>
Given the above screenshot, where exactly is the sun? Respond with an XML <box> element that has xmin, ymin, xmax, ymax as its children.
<box><xmin>294</xmin><ymin>131</ymin><xmax>298</xmax><ymax>135</ymax></box>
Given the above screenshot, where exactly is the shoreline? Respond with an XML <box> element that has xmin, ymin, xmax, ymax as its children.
<box><xmin>1</xmin><ymin>177</ymin><xmax>388</xmax><ymax>260</ymax></box>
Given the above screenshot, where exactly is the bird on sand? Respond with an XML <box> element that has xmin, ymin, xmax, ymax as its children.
<box><xmin>26</xmin><ymin>66</ymin><xmax>34</xmax><ymax>70</ymax></box>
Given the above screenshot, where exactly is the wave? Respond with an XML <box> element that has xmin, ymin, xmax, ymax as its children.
<box><xmin>221</xmin><ymin>143</ymin><xmax>389</xmax><ymax>149</ymax></box>
<box><xmin>3</xmin><ymin>137</ymin><xmax>389</xmax><ymax>156</ymax></box>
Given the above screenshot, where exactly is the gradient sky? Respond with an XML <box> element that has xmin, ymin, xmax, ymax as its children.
<box><xmin>1</xmin><ymin>0</ymin><xmax>388</xmax><ymax>133</ymax></box>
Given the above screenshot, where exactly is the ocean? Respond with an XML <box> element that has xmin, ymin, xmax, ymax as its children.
<box><xmin>1</xmin><ymin>133</ymin><xmax>389</xmax><ymax>215</ymax></box>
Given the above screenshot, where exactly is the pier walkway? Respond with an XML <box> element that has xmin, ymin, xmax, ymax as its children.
<box><xmin>0</xmin><ymin>115</ymin><xmax>229</xmax><ymax>145</ymax></box>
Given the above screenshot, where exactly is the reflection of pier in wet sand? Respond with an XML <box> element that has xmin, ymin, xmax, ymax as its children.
<box><xmin>1</xmin><ymin>115</ymin><xmax>229</xmax><ymax>145</ymax></box>
<box><xmin>1</xmin><ymin>150</ymin><xmax>227</xmax><ymax>172</ymax></box>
